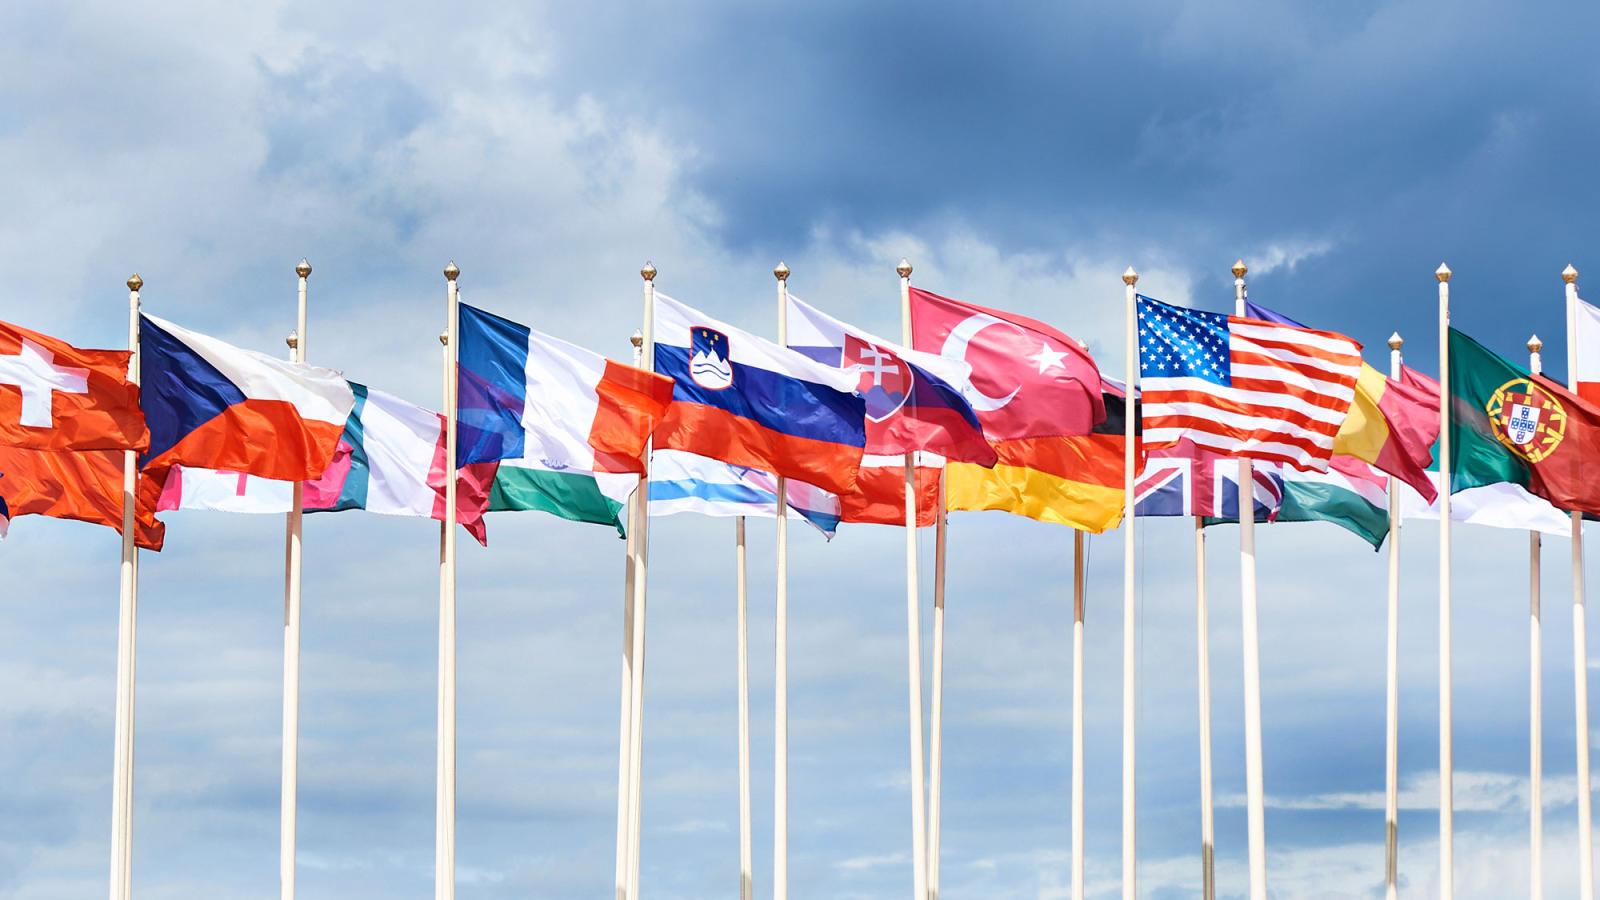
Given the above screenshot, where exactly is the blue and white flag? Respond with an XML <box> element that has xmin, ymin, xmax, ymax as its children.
<box><xmin>648</xmin><ymin>449</ymin><xmax>840</xmax><ymax>539</ymax></box>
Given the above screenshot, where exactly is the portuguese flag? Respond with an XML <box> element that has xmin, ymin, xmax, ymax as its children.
<box><xmin>1449</xmin><ymin>328</ymin><xmax>1600</xmax><ymax>513</ymax></box>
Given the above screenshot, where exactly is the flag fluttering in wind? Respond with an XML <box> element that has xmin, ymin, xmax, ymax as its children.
<box><xmin>458</xmin><ymin>303</ymin><xmax>673</xmax><ymax>534</ymax></box>
<box><xmin>651</xmin><ymin>293</ymin><xmax>866</xmax><ymax>495</ymax></box>
<box><xmin>647</xmin><ymin>449</ymin><xmax>840</xmax><ymax>538</ymax></box>
<box><xmin>1134</xmin><ymin>439</ymin><xmax>1285</xmax><ymax>520</ymax></box>
<box><xmin>1245</xmin><ymin>301</ymin><xmax>1441</xmax><ymax>501</ymax></box>
<box><xmin>1208</xmin><ymin>455</ymin><xmax>1391</xmax><ymax>549</ymax></box>
<box><xmin>138</xmin><ymin>314</ymin><xmax>355</xmax><ymax>480</ymax></box>
<box><xmin>0</xmin><ymin>447</ymin><xmax>164</xmax><ymax>549</ymax></box>
<box><xmin>1448</xmin><ymin>327</ymin><xmax>1600</xmax><ymax>515</ymax></box>
<box><xmin>1399</xmin><ymin>465</ymin><xmax>1573</xmax><ymax>535</ymax></box>
<box><xmin>1138</xmin><ymin>295</ymin><xmax>1362</xmax><ymax>472</ymax></box>
<box><xmin>0</xmin><ymin>320</ymin><xmax>149</xmax><ymax>452</ymax></box>
<box><xmin>1572</xmin><ymin>294</ymin><xmax>1600</xmax><ymax>404</ymax></box>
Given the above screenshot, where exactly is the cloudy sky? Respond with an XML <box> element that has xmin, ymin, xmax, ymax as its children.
<box><xmin>3</xmin><ymin>0</ymin><xmax>1598</xmax><ymax>897</ymax></box>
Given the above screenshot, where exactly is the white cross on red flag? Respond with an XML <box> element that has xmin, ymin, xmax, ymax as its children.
<box><xmin>0</xmin><ymin>319</ymin><xmax>148</xmax><ymax>452</ymax></box>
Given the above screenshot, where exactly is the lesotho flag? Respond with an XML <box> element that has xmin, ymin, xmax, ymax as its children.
<box><xmin>651</xmin><ymin>294</ymin><xmax>866</xmax><ymax>495</ymax></box>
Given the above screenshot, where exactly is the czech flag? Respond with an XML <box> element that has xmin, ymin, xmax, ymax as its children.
<box><xmin>651</xmin><ymin>293</ymin><xmax>866</xmax><ymax>496</ymax></box>
<box><xmin>139</xmin><ymin>314</ymin><xmax>355</xmax><ymax>481</ymax></box>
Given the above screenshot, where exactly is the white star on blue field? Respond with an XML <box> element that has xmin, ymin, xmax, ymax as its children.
<box><xmin>2</xmin><ymin>1</ymin><xmax>1598</xmax><ymax>897</ymax></box>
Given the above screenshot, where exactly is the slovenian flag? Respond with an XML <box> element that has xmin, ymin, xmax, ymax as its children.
<box><xmin>647</xmin><ymin>448</ymin><xmax>841</xmax><ymax>538</ymax></box>
<box><xmin>139</xmin><ymin>314</ymin><xmax>355</xmax><ymax>480</ymax></box>
<box><xmin>652</xmin><ymin>293</ymin><xmax>866</xmax><ymax>496</ymax></box>
<box><xmin>457</xmin><ymin>302</ymin><xmax>674</xmax><ymax>533</ymax></box>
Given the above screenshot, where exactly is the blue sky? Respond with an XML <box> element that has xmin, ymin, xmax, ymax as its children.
<box><xmin>1</xmin><ymin>1</ymin><xmax>1597</xmax><ymax>897</ymax></box>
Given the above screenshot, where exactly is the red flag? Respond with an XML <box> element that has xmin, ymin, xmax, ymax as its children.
<box><xmin>908</xmin><ymin>288</ymin><xmax>1105</xmax><ymax>440</ymax></box>
<box><xmin>0</xmin><ymin>321</ymin><xmax>148</xmax><ymax>452</ymax></box>
<box><xmin>0</xmin><ymin>447</ymin><xmax>164</xmax><ymax>549</ymax></box>
<box><xmin>837</xmin><ymin>454</ymin><xmax>943</xmax><ymax>527</ymax></box>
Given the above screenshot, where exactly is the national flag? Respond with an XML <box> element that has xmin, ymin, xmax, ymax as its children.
<box><xmin>1245</xmin><ymin>301</ymin><xmax>1440</xmax><ymax>501</ymax></box>
<box><xmin>458</xmin><ymin>303</ymin><xmax>673</xmax><ymax>533</ymax></box>
<box><xmin>1447</xmin><ymin>327</ymin><xmax>1600</xmax><ymax>514</ymax></box>
<box><xmin>139</xmin><ymin>314</ymin><xmax>354</xmax><ymax>480</ymax></box>
<box><xmin>944</xmin><ymin>381</ymin><xmax>1130</xmax><ymax>532</ymax></box>
<box><xmin>1398</xmin><ymin>468</ymin><xmax>1573</xmax><ymax>536</ymax></box>
<box><xmin>1208</xmin><ymin>456</ymin><xmax>1390</xmax><ymax>548</ymax></box>
<box><xmin>784</xmin><ymin>295</ymin><xmax>995</xmax><ymax>465</ymax></box>
<box><xmin>1137</xmin><ymin>295</ymin><xmax>1362</xmax><ymax>472</ymax></box>
<box><xmin>1573</xmin><ymin>294</ymin><xmax>1600</xmax><ymax>405</ymax></box>
<box><xmin>836</xmin><ymin>453</ymin><xmax>945</xmax><ymax>528</ymax></box>
<box><xmin>908</xmin><ymin>287</ymin><xmax>1105</xmax><ymax>440</ymax></box>
<box><xmin>652</xmin><ymin>293</ymin><xmax>866</xmax><ymax>495</ymax></box>
<box><xmin>0</xmin><ymin>320</ymin><xmax>149</xmax><ymax>452</ymax></box>
<box><xmin>647</xmin><ymin>449</ymin><xmax>840</xmax><ymax>538</ymax></box>
<box><xmin>1134</xmin><ymin>439</ymin><xmax>1285</xmax><ymax>520</ymax></box>
<box><xmin>0</xmin><ymin>448</ymin><xmax>164</xmax><ymax>549</ymax></box>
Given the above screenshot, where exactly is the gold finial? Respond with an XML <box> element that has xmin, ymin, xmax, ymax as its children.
<box><xmin>1435</xmin><ymin>262</ymin><xmax>1451</xmax><ymax>283</ymax></box>
<box><xmin>1529</xmin><ymin>334</ymin><xmax>1544</xmax><ymax>353</ymax></box>
<box><xmin>295</xmin><ymin>258</ymin><xmax>312</xmax><ymax>278</ymax></box>
<box><xmin>1564</xmin><ymin>264</ymin><xmax>1579</xmax><ymax>284</ymax></box>
<box><xmin>127</xmin><ymin>273</ymin><xmax>143</xmax><ymax>292</ymax></box>
<box><xmin>443</xmin><ymin>261</ymin><xmax>460</xmax><ymax>281</ymax></box>
<box><xmin>641</xmin><ymin>261</ymin><xmax>657</xmax><ymax>281</ymax></box>
<box><xmin>896</xmin><ymin>258</ymin><xmax>913</xmax><ymax>278</ymax></box>
<box><xmin>438</xmin><ymin>331</ymin><xmax>448</xmax><ymax>346</ymax></box>
<box><xmin>1122</xmin><ymin>266</ymin><xmax>1139</xmax><ymax>286</ymax></box>
<box><xmin>774</xmin><ymin>261</ymin><xmax>790</xmax><ymax>281</ymax></box>
<box><xmin>287</xmin><ymin>332</ymin><xmax>299</xmax><ymax>349</ymax></box>
<box><xmin>630</xmin><ymin>329</ymin><xmax>644</xmax><ymax>348</ymax></box>
<box><xmin>1231</xmin><ymin>259</ymin><xmax>1247</xmax><ymax>278</ymax></box>
<box><xmin>1388</xmin><ymin>332</ymin><xmax>1403</xmax><ymax>351</ymax></box>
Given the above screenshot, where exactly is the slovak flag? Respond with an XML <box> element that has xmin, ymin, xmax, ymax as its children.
<box><xmin>652</xmin><ymin>294</ymin><xmax>866</xmax><ymax>495</ymax></box>
<box><xmin>139</xmin><ymin>314</ymin><xmax>355</xmax><ymax>481</ymax></box>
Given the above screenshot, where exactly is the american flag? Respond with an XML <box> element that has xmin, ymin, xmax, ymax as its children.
<box><xmin>1133</xmin><ymin>441</ymin><xmax>1284</xmax><ymax>519</ymax></box>
<box><xmin>1137</xmin><ymin>295</ymin><xmax>1361</xmax><ymax>472</ymax></box>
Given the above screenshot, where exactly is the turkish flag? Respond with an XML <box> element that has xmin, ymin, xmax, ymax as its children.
<box><xmin>0</xmin><ymin>447</ymin><xmax>164</xmax><ymax>549</ymax></box>
<box><xmin>0</xmin><ymin>320</ymin><xmax>148</xmax><ymax>452</ymax></box>
<box><xmin>908</xmin><ymin>288</ymin><xmax>1105</xmax><ymax>440</ymax></box>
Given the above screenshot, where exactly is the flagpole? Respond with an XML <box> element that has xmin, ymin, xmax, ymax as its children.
<box><xmin>1564</xmin><ymin>263</ymin><xmax>1595</xmax><ymax>900</ymax></box>
<box><xmin>1195</xmin><ymin>515</ymin><xmax>1215</xmax><ymax>900</ymax></box>
<box><xmin>897</xmin><ymin>257</ymin><xmax>931</xmax><ymax>900</ymax></box>
<box><xmin>626</xmin><ymin>262</ymin><xmax>658</xmax><ymax>900</ymax></box>
<box><xmin>1071</xmin><ymin>527</ymin><xmax>1087</xmax><ymax>900</ymax></box>
<box><xmin>929</xmin><ymin>483</ymin><xmax>948</xmax><ymax>899</ymax></box>
<box><xmin>1382</xmin><ymin>329</ymin><xmax>1408</xmax><ymax>896</ymax></box>
<box><xmin>1121</xmin><ymin>265</ymin><xmax>1139</xmax><ymax>900</ymax></box>
<box><xmin>1233</xmin><ymin>259</ymin><xmax>1268</xmax><ymax>900</ymax></box>
<box><xmin>1528</xmin><ymin>333</ymin><xmax>1545</xmax><ymax>900</ymax></box>
<box><xmin>1436</xmin><ymin>261</ymin><xmax>1454</xmax><ymax>899</ymax></box>
<box><xmin>615</xmin><ymin>330</ymin><xmax>644</xmax><ymax>900</ymax></box>
<box><xmin>737</xmin><ymin>513</ymin><xmax>753</xmax><ymax>900</ymax></box>
<box><xmin>1384</xmin><ymin>332</ymin><xmax>1404</xmax><ymax>900</ymax></box>
<box><xmin>437</xmin><ymin>261</ymin><xmax>461</xmax><ymax>900</ymax></box>
<box><xmin>280</xmin><ymin>258</ymin><xmax>311</xmax><ymax>900</ymax></box>
<box><xmin>108</xmin><ymin>272</ymin><xmax>142</xmax><ymax>900</ymax></box>
<box><xmin>773</xmin><ymin>260</ymin><xmax>793</xmax><ymax>900</ymax></box>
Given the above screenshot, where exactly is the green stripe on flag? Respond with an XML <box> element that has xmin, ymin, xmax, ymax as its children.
<box><xmin>489</xmin><ymin>466</ymin><xmax>627</xmax><ymax>536</ymax></box>
<box><xmin>1273</xmin><ymin>480</ymin><xmax>1389</xmax><ymax>550</ymax></box>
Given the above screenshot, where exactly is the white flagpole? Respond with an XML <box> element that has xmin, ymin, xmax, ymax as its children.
<box><xmin>773</xmin><ymin>260</ymin><xmax>793</xmax><ymax>900</ymax></box>
<box><xmin>1436</xmin><ymin>261</ymin><xmax>1454</xmax><ymax>899</ymax></box>
<box><xmin>615</xmin><ymin>330</ymin><xmax>644</xmax><ymax>900</ymax></box>
<box><xmin>1071</xmin><ymin>528</ymin><xmax>1087</xmax><ymax>900</ymax></box>
<box><xmin>1121</xmin><ymin>265</ymin><xmax>1139</xmax><ymax>900</ymax></box>
<box><xmin>1528</xmin><ymin>333</ymin><xmax>1545</xmax><ymax>900</ymax></box>
<box><xmin>626</xmin><ymin>262</ymin><xmax>658</xmax><ymax>899</ymax></box>
<box><xmin>108</xmin><ymin>272</ymin><xmax>142</xmax><ymax>900</ymax></box>
<box><xmin>1564</xmin><ymin>263</ymin><xmax>1595</xmax><ymax>900</ymax></box>
<box><xmin>897</xmin><ymin>258</ymin><xmax>931</xmax><ymax>900</ymax></box>
<box><xmin>1195</xmin><ymin>515</ymin><xmax>1215</xmax><ymax>900</ymax></box>
<box><xmin>436</xmin><ymin>261</ymin><xmax>461</xmax><ymax>900</ymax></box>
<box><xmin>737</xmin><ymin>514</ymin><xmax>753</xmax><ymax>900</ymax></box>
<box><xmin>929</xmin><ymin>485</ymin><xmax>948</xmax><ymax>899</ymax></box>
<box><xmin>1384</xmin><ymin>332</ymin><xmax>1404</xmax><ymax>900</ymax></box>
<box><xmin>280</xmin><ymin>259</ymin><xmax>311</xmax><ymax>900</ymax></box>
<box><xmin>1233</xmin><ymin>260</ymin><xmax>1268</xmax><ymax>900</ymax></box>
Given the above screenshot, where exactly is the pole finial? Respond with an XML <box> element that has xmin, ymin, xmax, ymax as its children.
<box><xmin>896</xmin><ymin>258</ymin><xmax>913</xmax><ymax>278</ymax></box>
<box><xmin>1564</xmin><ymin>264</ymin><xmax>1580</xmax><ymax>284</ymax></box>
<box><xmin>1231</xmin><ymin>259</ymin><xmax>1247</xmax><ymax>278</ymax></box>
<box><xmin>439</xmin><ymin>331</ymin><xmax>448</xmax><ymax>346</ymax></box>
<box><xmin>1388</xmin><ymin>332</ymin><xmax>1404</xmax><ymax>351</ymax></box>
<box><xmin>774</xmin><ymin>261</ymin><xmax>790</xmax><ymax>281</ymax></box>
<box><xmin>1529</xmin><ymin>334</ymin><xmax>1544</xmax><ymax>353</ymax></box>
<box><xmin>127</xmin><ymin>273</ymin><xmax>143</xmax><ymax>292</ymax></box>
<box><xmin>641</xmin><ymin>261</ymin><xmax>657</xmax><ymax>281</ymax></box>
<box><xmin>443</xmin><ymin>261</ymin><xmax>460</xmax><ymax>281</ymax></box>
<box><xmin>1435</xmin><ymin>262</ymin><xmax>1452</xmax><ymax>283</ymax></box>
<box><xmin>1122</xmin><ymin>266</ymin><xmax>1139</xmax><ymax>286</ymax></box>
<box><xmin>630</xmin><ymin>329</ymin><xmax>644</xmax><ymax>348</ymax></box>
<box><xmin>287</xmin><ymin>331</ymin><xmax>299</xmax><ymax>349</ymax></box>
<box><xmin>295</xmin><ymin>258</ymin><xmax>312</xmax><ymax>278</ymax></box>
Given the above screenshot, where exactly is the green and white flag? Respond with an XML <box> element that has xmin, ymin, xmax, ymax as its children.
<box><xmin>1207</xmin><ymin>456</ymin><xmax>1390</xmax><ymax>548</ymax></box>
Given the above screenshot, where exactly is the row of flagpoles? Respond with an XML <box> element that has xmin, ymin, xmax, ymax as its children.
<box><xmin>69</xmin><ymin>256</ymin><xmax>1599</xmax><ymax>900</ymax></box>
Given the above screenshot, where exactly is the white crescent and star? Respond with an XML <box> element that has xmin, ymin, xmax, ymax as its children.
<box><xmin>940</xmin><ymin>314</ymin><xmax>1068</xmax><ymax>411</ymax></box>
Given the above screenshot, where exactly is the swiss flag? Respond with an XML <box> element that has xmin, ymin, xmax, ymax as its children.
<box><xmin>0</xmin><ymin>447</ymin><xmax>164</xmax><ymax>549</ymax></box>
<box><xmin>908</xmin><ymin>288</ymin><xmax>1105</xmax><ymax>440</ymax></box>
<box><xmin>0</xmin><ymin>320</ymin><xmax>148</xmax><ymax>452</ymax></box>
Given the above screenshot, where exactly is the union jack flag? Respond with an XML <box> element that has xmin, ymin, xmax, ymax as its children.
<box><xmin>1137</xmin><ymin>295</ymin><xmax>1362</xmax><ymax>472</ymax></box>
<box><xmin>1133</xmin><ymin>440</ymin><xmax>1284</xmax><ymax>520</ymax></box>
